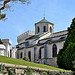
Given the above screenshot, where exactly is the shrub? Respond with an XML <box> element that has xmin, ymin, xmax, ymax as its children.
<box><xmin>23</xmin><ymin>56</ymin><xmax>30</xmax><ymax>61</ymax></box>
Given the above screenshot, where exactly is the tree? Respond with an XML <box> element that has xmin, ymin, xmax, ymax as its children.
<box><xmin>0</xmin><ymin>0</ymin><xmax>30</xmax><ymax>20</ymax></box>
<box><xmin>23</xmin><ymin>56</ymin><xmax>30</xmax><ymax>61</ymax></box>
<box><xmin>57</xmin><ymin>18</ymin><xmax>75</xmax><ymax>70</ymax></box>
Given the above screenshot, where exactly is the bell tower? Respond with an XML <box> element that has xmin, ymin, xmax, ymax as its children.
<box><xmin>35</xmin><ymin>17</ymin><xmax>54</xmax><ymax>35</ymax></box>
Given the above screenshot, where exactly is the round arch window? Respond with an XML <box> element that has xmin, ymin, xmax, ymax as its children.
<box><xmin>20</xmin><ymin>52</ymin><xmax>23</xmax><ymax>58</ymax></box>
<box><xmin>37</xmin><ymin>26</ymin><xmax>40</xmax><ymax>33</ymax></box>
<box><xmin>52</xmin><ymin>44</ymin><xmax>57</xmax><ymax>57</ymax></box>
<box><xmin>50</xmin><ymin>27</ymin><xmax>52</xmax><ymax>33</ymax></box>
<box><xmin>43</xmin><ymin>26</ymin><xmax>46</xmax><ymax>32</ymax></box>
<box><xmin>39</xmin><ymin>49</ymin><xmax>41</xmax><ymax>59</ymax></box>
<box><xmin>28</xmin><ymin>51</ymin><xmax>31</xmax><ymax>61</ymax></box>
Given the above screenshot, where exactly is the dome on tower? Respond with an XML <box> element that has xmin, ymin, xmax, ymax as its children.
<box><xmin>35</xmin><ymin>17</ymin><xmax>54</xmax><ymax>25</ymax></box>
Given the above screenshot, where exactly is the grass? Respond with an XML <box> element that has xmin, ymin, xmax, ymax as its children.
<box><xmin>0</xmin><ymin>55</ymin><xmax>71</xmax><ymax>71</ymax></box>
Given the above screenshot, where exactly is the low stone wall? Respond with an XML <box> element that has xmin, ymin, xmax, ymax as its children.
<box><xmin>39</xmin><ymin>57</ymin><xmax>58</xmax><ymax>67</ymax></box>
<box><xmin>0</xmin><ymin>62</ymin><xmax>58</xmax><ymax>72</ymax></box>
<box><xmin>0</xmin><ymin>62</ymin><xmax>73</xmax><ymax>75</ymax></box>
<box><xmin>47</xmin><ymin>57</ymin><xmax>58</xmax><ymax>67</ymax></box>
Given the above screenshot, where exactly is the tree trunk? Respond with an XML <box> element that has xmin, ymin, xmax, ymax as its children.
<box><xmin>0</xmin><ymin>0</ymin><xmax>10</xmax><ymax>11</ymax></box>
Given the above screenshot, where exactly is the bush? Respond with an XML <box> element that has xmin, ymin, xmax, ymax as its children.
<box><xmin>47</xmin><ymin>71</ymin><xmax>73</xmax><ymax>75</ymax></box>
<box><xmin>23</xmin><ymin>56</ymin><xmax>30</xmax><ymax>61</ymax></box>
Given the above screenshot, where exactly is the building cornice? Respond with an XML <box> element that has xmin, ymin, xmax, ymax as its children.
<box><xmin>25</xmin><ymin>39</ymin><xmax>65</xmax><ymax>48</ymax></box>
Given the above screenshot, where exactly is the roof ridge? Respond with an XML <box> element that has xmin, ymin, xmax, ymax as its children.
<box><xmin>35</xmin><ymin>18</ymin><xmax>54</xmax><ymax>25</ymax></box>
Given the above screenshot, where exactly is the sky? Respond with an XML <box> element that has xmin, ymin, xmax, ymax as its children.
<box><xmin>0</xmin><ymin>0</ymin><xmax>75</xmax><ymax>47</ymax></box>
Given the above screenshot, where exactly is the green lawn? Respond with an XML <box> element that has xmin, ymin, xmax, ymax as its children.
<box><xmin>0</xmin><ymin>55</ymin><xmax>70</xmax><ymax>71</ymax></box>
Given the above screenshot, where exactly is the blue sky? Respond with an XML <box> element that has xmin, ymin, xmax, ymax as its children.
<box><xmin>0</xmin><ymin>0</ymin><xmax>75</xmax><ymax>47</ymax></box>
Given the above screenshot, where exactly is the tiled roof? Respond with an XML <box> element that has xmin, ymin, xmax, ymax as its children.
<box><xmin>26</xmin><ymin>32</ymin><xmax>49</xmax><ymax>40</ymax></box>
<box><xmin>35</xmin><ymin>17</ymin><xmax>54</xmax><ymax>25</ymax></box>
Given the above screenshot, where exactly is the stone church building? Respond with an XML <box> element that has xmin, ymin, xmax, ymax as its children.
<box><xmin>11</xmin><ymin>17</ymin><xmax>68</xmax><ymax>67</ymax></box>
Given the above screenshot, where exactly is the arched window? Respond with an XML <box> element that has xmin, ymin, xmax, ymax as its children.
<box><xmin>39</xmin><ymin>49</ymin><xmax>41</xmax><ymax>59</ymax></box>
<box><xmin>37</xmin><ymin>27</ymin><xmax>40</xmax><ymax>33</ymax></box>
<box><xmin>50</xmin><ymin>27</ymin><xmax>52</xmax><ymax>33</ymax></box>
<box><xmin>43</xmin><ymin>26</ymin><xmax>46</xmax><ymax>32</ymax></box>
<box><xmin>52</xmin><ymin>44</ymin><xmax>57</xmax><ymax>57</ymax></box>
<box><xmin>28</xmin><ymin>51</ymin><xmax>31</xmax><ymax>61</ymax></box>
<box><xmin>20</xmin><ymin>52</ymin><xmax>23</xmax><ymax>58</ymax></box>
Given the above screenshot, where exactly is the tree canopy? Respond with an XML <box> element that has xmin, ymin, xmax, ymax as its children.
<box><xmin>0</xmin><ymin>0</ymin><xmax>30</xmax><ymax>20</ymax></box>
<box><xmin>57</xmin><ymin>18</ymin><xmax>75</xmax><ymax>70</ymax></box>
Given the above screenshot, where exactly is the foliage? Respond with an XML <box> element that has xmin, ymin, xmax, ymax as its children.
<box><xmin>0</xmin><ymin>0</ymin><xmax>31</xmax><ymax>11</ymax></box>
<box><xmin>0</xmin><ymin>64</ymin><xmax>7</xmax><ymax>74</ymax></box>
<box><xmin>25</xmin><ymin>67</ymin><xmax>33</xmax><ymax>75</ymax></box>
<box><xmin>23</xmin><ymin>56</ymin><xmax>30</xmax><ymax>61</ymax></box>
<box><xmin>0</xmin><ymin>12</ymin><xmax>6</xmax><ymax>20</ymax></box>
<box><xmin>57</xmin><ymin>18</ymin><xmax>75</xmax><ymax>70</ymax></box>
<box><xmin>47</xmin><ymin>71</ymin><xmax>73</xmax><ymax>75</ymax></box>
<box><xmin>0</xmin><ymin>0</ymin><xmax>31</xmax><ymax>20</ymax></box>
<box><xmin>39</xmin><ymin>71</ymin><xmax>47</xmax><ymax>75</ymax></box>
<box><xmin>0</xmin><ymin>38</ymin><xmax>3</xmax><ymax>44</ymax></box>
<box><xmin>0</xmin><ymin>55</ymin><xmax>68</xmax><ymax>71</ymax></box>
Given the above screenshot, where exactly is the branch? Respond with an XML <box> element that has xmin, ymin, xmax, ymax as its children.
<box><xmin>0</xmin><ymin>0</ymin><xmax>10</xmax><ymax>11</ymax></box>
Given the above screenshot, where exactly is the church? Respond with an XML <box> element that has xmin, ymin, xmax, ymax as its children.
<box><xmin>11</xmin><ymin>17</ymin><xmax>68</xmax><ymax>67</ymax></box>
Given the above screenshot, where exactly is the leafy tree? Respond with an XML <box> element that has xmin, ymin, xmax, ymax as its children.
<box><xmin>57</xmin><ymin>18</ymin><xmax>75</xmax><ymax>70</ymax></box>
<box><xmin>0</xmin><ymin>0</ymin><xmax>30</xmax><ymax>20</ymax></box>
<box><xmin>23</xmin><ymin>56</ymin><xmax>30</xmax><ymax>61</ymax></box>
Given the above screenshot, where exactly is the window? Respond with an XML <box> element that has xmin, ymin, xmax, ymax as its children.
<box><xmin>43</xmin><ymin>26</ymin><xmax>46</xmax><ymax>32</ymax></box>
<box><xmin>37</xmin><ymin>27</ymin><xmax>40</xmax><ymax>33</ymax></box>
<box><xmin>20</xmin><ymin>52</ymin><xmax>23</xmax><ymax>58</ymax></box>
<box><xmin>52</xmin><ymin>44</ymin><xmax>57</xmax><ymax>57</ymax></box>
<box><xmin>25</xmin><ymin>41</ymin><xmax>29</xmax><ymax>46</ymax></box>
<box><xmin>28</xmin><ymin>51</ymin><xmax>31</xmax><ymax>61</ymax></box>
<box><xmin>50</xmin><ymin>27</ymin><xmax>51</xmax><ymax>32</ymax></box>
<box><xmin>39</xmin><ymin>49</ymin><xmax>41</xmax><ymax>59</ymax></box>
<box><xmin>59</xmin><ymin>36</ymin><xmax>66</xmax><ymax>40</ymax></box>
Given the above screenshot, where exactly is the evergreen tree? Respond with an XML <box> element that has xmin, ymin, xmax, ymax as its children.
<box><xmin>57</xmin><ymin>18</ymin><xmax>75</xmax><ymax>70</ymax></box>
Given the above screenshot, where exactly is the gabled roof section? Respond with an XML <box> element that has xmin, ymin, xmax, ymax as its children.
<box><xmin>39</xmin><ymin>30</ymin><xmax>68</xmax><ymax>41</ymax></box>
<box><xmin>26</xmin><ymin>32</ymin><xmax>50</xmax><ymax>40</ymax></box>
<box><xmin>35</xmin><ymin>17</ymin><xmax>54</xmax><ymax>25</ymax></box>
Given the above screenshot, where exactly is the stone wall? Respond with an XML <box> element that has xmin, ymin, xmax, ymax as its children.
<box><xmin>0</xmin><ymin>62</ymin><xmax>72</xmax><ymax>75</ymax></box>
<box><xmin>47</xmin><ymin>57</ymin><xmax>58</xmax><ymax>67</ymax></box>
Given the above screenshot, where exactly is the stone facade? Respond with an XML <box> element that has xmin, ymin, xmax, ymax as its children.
<box><xmin>35</xmin><ymin>17</ymin><xmax>54</xmax><ymax>34</ymax></box>
<box><xmin>0</xmin><ymin>39</ymin><xmax>12</xmax><ymax>57</ymax></box>
<box><xmin>11</xmin><ymin>17</ymin><xmax>68</xmax><ymax>67</ymax></box>
<box><xmin>0</xmin><ymin>44</ymin><xmax>5</xmax><ymax>56</ymax></box>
